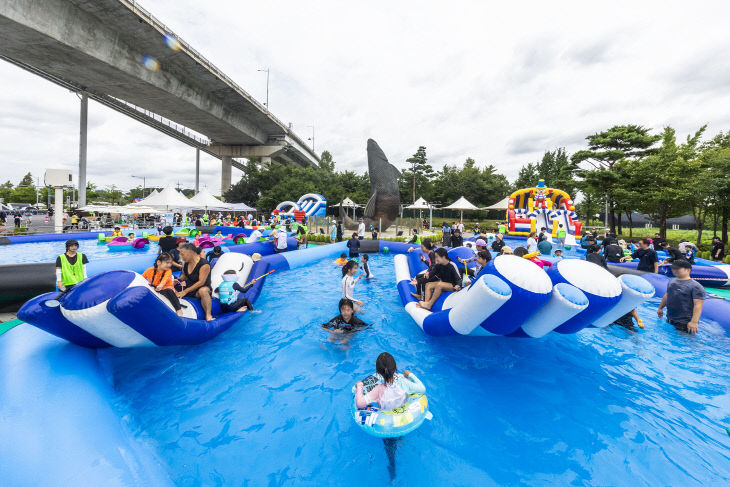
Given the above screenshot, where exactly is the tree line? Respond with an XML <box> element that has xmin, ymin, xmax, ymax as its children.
<box><xmin>5</xmin><ymin>123</ymin><xmax>728</xmax><ymax>245</ymax></box>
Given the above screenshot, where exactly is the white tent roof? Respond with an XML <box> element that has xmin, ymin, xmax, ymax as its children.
<box><xmin>405</xmin><ymin>197</ymin><xmax>430</xmax><ymax>210</ymax></box>
<box><xmin>79</xmin><ymin>204</ymin><xmax>161</xmax><ymax>214</ymax></box>
<box><xmin>339</xmin><ymin>197</ymin><xmax>360</xmax><ymax>208</ymax></box>
<box><xmin>129</xmin><ymin>183</ymin><xmax>195</xmax><ymax>209</ymax></box>
<box><xmin>188</xmin><ymin>187</ymin><xmax>232</xmax><ymax>210</ymax></box>
<box><xmin>481</xmin><ymin>196</ymin><xmax>511</xmax><ymax>210</ymax></box>
<box><xmin>442</xmin><ymin>196</ymin><xmax>479</xmax><ymax>211</ymax></box>
<box><xmin>230</xmin><ymin>202</ymin><xmax>256</xmax><ymax>212</ymax></box>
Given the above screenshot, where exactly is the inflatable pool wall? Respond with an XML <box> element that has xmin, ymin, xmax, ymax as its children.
<box><xmin>0</xmin><ymin>235</ymin><xmax>297</xmax><ymax>312</ymax></box>
<box><xmin>395</xmin><ymin>252</ymin><xmax>655</xmax><ymax>338</ymax></box>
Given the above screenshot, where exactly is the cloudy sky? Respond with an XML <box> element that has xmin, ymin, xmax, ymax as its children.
<box><xmin>2</xmin><ymin>0</ymin><xmax>730</xmax><ymax>195</ymax></box>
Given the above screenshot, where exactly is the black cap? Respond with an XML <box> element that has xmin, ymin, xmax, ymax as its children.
<box><xmin>671</xmin><ymin>259</ymin><xmax>692</xmax><ymax>269</ymax></box>
<box><xmin>65</xmin><ymin>239</ymin><xmax>79</xmax><ymax>249</ymax></box>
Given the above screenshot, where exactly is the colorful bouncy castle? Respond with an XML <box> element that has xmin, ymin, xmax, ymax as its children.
<box><xmin>506</xmin><ymin>180</ymin><xmax>582</xmax><ymax>242</ymax></box>
<box><xmin>274</xmin><ymin>193</ymin><xmax>327</xmax><ymax>222</ymax></box>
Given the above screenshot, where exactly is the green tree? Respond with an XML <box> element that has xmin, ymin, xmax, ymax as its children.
<box><xmin>18</xmin><ymin>172</ymin><xmax>34</xmax><ymax>187</ymax></box>
<box><xmin>319</xmin><ymin>151</ymin><xmax>335</xmax><ymax>173</ymax></box>
<box><xmin>627</xmin><ymin>126</ymin><xmax>704</xmax><ymax>237</ymax></box>
<box><xmin>403</xmin><ymin>146</ymin><xmax>434</xmax><ymax>203</ymax></box>
<box><xmin>573</xmin><ymin>125</ymin><xmax>661</xmax><ymax>233</ymax></box>
<box><xmin>513</xmin><ymin>148</ymin><xmax>577</xmax><ymax>195</ymax></box>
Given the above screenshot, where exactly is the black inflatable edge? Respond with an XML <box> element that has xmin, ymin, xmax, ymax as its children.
<box><xmin>0</xmin><ymin>237</ymin><xmax>10</xmax><ymax>245</ymax></box>
<box><xmin>0</xmin><ymin>262</ymin><xmax>56</xmax><ymax>312</ymax></box>
<box><xmin>359</xmin><ymin>240</ymin><xmax>380</xmax><ymax>253</ymax></box>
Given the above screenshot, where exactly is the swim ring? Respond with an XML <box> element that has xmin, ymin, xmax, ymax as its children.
<box><xmin>351</xmin><ymin>374</ymin><xmax>432</xmax><ymax>438</ymax></box>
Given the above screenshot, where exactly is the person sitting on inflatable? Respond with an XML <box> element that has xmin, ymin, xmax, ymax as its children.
<box><xmin>334</xmin><ymin>253</ymin><xmax>348</xmax><ymax>266</ymax></box>
<box><xmin>206</xmin><ymin>245</ymin><xmax>225</xmax><ymax>265</ymax></box>
<box><xmin>417</xmin><ymin>248</ymin><xmax>461</xmax><ymax>310</ymax></box>
<box><xmin>127</xmin><ymin>232</ymin><xmax>136</xmax><ymax>240</ymax></box>
<box><xmin>355</xmin><ymin>352</ymin><xmax>425</xmax><ymax>410</ymax></box>
<box><xmin>142</xmin><ymin>253</ymin><xmax>183</xmax><ymax>316</ymax></box>
<box><xmin>110</xmin><ymin>226</ymin><xmax>123</xmax><ymax>237</ymax></box>
<box><xmin>216</xmin><ymin>269</ymin><xmax>259</xmax><ymax>314</ymax></box>
<box><xmin>322</xmin><ymin>298</ymin><xmax>370</xmax><ymax>344</ymax></box>
<box><xmin>213</xmin><ymin>230</ymin><xmax>224</xmax><ymax>238</ymax></box>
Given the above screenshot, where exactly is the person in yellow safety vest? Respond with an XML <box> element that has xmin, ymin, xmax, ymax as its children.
<box><xmin>55</xmin><ymin>239</ymin><xmax>89</xmax><ymax>292</ymax></box>
<box><xmin>203</xmin><ymin>213</ymin><xmax>209</xmax><ymax>225</ymax></box>
<box><xmin>556</xmin><ymin>224</ymin><xmax>567</xmax><ymax>247</ymax></box>
<box><xmin>498</xmin><ymin>222</ymin><xmax>507</xmax><ymax>234</ymax></box>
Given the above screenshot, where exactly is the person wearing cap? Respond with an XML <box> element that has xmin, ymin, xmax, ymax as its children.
<box><xmin>491</xmin><ymin>233</ymin><xmax>505</xmax><ymax>253</ymax></box>
<box><xmin>357</xmin><ymin>219</ymin><xmax>365</xmax><ymax>240</ymax></box>
<box><xmin>55</xmin><ymin>240</ymin><xmax>89</xmax><ymax>292</ymax></box>
<box><xmin>450</xmin><ymin>228</ymin><xmax>463</xmax><ymax>247</ymax></box>
<box><xmin>458</xmin><ymin>238</ymin><xmax>491</xmax><ymax>276</ymax></box>
<box><xmin>657</xmin><ymin>260</ymin><xmax>705</xmax><ymax>334</ymax></box>
<box><xmin>272</xmin><ymin>227</ymin><xmax>288</xmax><ymax>253</ymax></box>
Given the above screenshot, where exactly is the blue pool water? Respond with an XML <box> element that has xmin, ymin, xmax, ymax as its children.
<box><xmin>97</xmin><ymin>255</ymin><xmax>730</xmax><ymax>485</ymax></box>
<box><xmin>0</xmin><ymin>238</ymin><xmax>157</xmax><ymax>263</ymax></box>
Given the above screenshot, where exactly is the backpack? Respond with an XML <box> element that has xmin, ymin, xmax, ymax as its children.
<box><xmin>218</xmin><ymin>280</ymin><xmax>239</xmax><ymax>305</ymax></box>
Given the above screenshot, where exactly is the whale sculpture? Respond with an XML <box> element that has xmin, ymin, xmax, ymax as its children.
<box><xmin>341</xmin><ymin>139</ymin><xmax>401</xmax><ymax>230</ymax></box>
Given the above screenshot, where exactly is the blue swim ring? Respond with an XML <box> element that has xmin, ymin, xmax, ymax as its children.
<box><xmin>351</xmin><ymin>374</ymin><xmax>432</xmax><ymax>438</ymax></box>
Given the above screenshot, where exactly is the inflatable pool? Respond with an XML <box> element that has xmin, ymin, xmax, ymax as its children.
<box><xmin>608</xmin><ymin>260</ymin><xmax>730</xmax><ymax>288</ymax></box>
<box><xmin>395</xmin><ymin>251</ymin><xmax>655</xmax><ymax>337</ymax></box>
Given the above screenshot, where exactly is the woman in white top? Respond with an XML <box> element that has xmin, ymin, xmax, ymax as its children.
<box><xmin>526</xmin><ymin>231</ymin><xmax>538</xmax><ymax>253</ymax></box>
<box><xmin>341</xmin><ymin>260</ymin><xmax>363</xmax><ymax>312</ymax></box>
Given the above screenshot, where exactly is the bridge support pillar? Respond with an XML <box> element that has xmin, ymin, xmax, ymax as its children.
<box><xmin>78</xmin><ymin>93</ymin><xmax>88</xmax><ymax>208</ymax></box>
<box><xmin>195</xmin><ymin>148</ymin><xmax>200</xmax><ymax>193</ymax></box>
<box><xmin>221</xmin><ymin>156</ymin><xmax>232</xmax><ymax>195</ymax></box>
<box><xmin>261</xmin><ymin>156</ymin><xmax>272</xmax><ymax>164</ymax></box>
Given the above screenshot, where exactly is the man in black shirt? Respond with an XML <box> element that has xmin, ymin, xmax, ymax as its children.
<box><xmin>603</xmin><ymin>240</ymin><xmax>624</xmax><ymax>263</ymax></box>
<box><xmin>712</xmin><ymin>236</ymin><xmax>726</xmax><ymax>262</ymax></box>
<box><xmin>418</xmin><ymin>248</ymin><xmax>462</xmax><ymax>310</ymax></box>
<box><xmin>491</xmin><ymin>234</ymin><xmax>505</xmax><ymax>253</ymax></box>
<box><xmin>652</xmin><ymin>233</ymin><xmax>666</xmax><ymax>250</ymax></box>
<box><xmin>158</xmin><ymin>226</ymin><xmax>177</xmax><ymax>254</ymax></box>
<box><xmin>585</xmin><ymin>244</ymin><xmax>608</xmax><ymax>269</ymax></box>
<box><xmin>621</xmin><ymin>238</ymin><xmax>658</xmax><ymax>272</ymax></box>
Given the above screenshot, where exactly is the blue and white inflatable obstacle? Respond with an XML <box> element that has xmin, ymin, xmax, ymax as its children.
<box><xmin>18</xmin><ymin>252</ymin><xmax>270</xmax><ymax>348</ymax></box>
<box><xmin>395</xmin><ymin>253</ymin><xmax>655</xmax><ymax>337</ymax></box>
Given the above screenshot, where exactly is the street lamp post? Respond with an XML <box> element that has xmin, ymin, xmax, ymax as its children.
<box><xmin>257</xmin><ymin>68</ymin><xmax>269</xmax><ymax>109</ymax></box>
<box><xmin>131</xmin><ymin>175</ymin><xmax>146</xmax><ymax>198</ymax></box>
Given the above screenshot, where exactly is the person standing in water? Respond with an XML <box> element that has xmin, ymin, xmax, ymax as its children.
<box><xmin>55</xmin><ymin>239</ymin><xmax>88</xmax><ymax>292</ymax></box>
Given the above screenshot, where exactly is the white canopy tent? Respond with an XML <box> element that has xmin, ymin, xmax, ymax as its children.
<box><xmin>339</xmin><ymin>197</ymin><xmax>361</xmax><ymax>219</ymax></box>
<box><xmin>442</xmin><ymin>196</ymin><xmax>479</xmax><ymax>221</ymax></box>
<box><xmin>481</xmin><ymin>196</ymin><xmax>510</xmax><ymax>211</ymax></box>
<box><xmin>404</xmin><ymin>197</ymin><xmax>430</xmax><ymax>210</ymax></box>
<box><xmin>79</xmin><ymin>204</ymin><xmax>161</xmax><ymax>214</ymax></box>
<box><xmin>404</xmin><ymin>197</ymin><xmax>433</xmax><ymax>228</ymax></box>
<box><xmin>128</xmin><ymin>183</ymin><xmax>196</xmax><ymax>210</ymax></box>
<box><xmin>230</xmin><ymin>202</ymin><xmax>256</xmax><ymax>212</ymax></box>
<box><xmin>188</xmin><ymin>187</ymin><xmax>232</xmax><ymax>211</ymax></box>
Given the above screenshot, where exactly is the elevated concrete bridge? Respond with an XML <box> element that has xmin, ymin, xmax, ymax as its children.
<box><xmin>0</xmin><ymin>0</ymin><xmax>319</xmax><ymax>204</ymax></box>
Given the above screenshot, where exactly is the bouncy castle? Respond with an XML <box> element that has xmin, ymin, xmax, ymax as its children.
<box><xmin>505</xmin><ymin>180</ymin><xmax>582</xmax><ymax>243</ymax></box>
<box><xmin>274</xmin><ymin>193</ymin><xmax>327</xmax><ymax>222</ymax></box>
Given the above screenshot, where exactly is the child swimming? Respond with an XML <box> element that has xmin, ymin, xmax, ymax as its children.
<box><xmin>334</xmin><ymin>253</ymin><xmax>348</xmax><ymax>266</ymax></box>
<box><xmin>355</xmin><ymin>352</ymin><xmax>426</xmax><ymax>410</ymax></box>
<box><xmin>142</xmin><ymin>253</ymin><xmax>183</xmax><ymax>316</ymax></box>
<box><xmin>341</xmin><ymin>260</ymin><xmax>364</xmax><ymax>312</ymax></box>
<box><xmin>361</xmin><ymin>254</ymin><xmax>373</xmax><ymax>279</ymax></box>
<box><xmin>321</xmin><ymin>298</ymin><xmax>370</xmax><ymax>341</ymax></box>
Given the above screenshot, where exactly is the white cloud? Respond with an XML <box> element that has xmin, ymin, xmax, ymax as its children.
<box><xmin>2</xmin><ymin>0</ymin><xmax>730</xmax><ymax>194</ymax></box>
